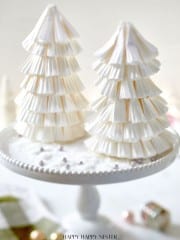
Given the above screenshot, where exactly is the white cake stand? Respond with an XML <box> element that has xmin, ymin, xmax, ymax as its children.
<box><xmin>0</xmin><ymin>127</ymin><xmax>179</xmax><ymax>239</ymax></box>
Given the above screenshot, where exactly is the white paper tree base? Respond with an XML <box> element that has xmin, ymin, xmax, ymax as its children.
<box><xmin>0</xmin><ymin>127</ymin><xmax>179</xmax><ymax>239</ymax></box>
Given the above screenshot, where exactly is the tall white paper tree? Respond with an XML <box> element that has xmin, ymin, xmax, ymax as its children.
<box><xmin>15</xmin><ymin>5</ymin><xmax>88</xmax><ymax>143</ymax></box>
<box><xmin>86</xmin><ymin>22</ymin><xmax>175</xmax><ymax>159</ymax></box>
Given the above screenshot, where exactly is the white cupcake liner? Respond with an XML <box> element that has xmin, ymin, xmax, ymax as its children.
<box><xmin>91</xmin><ymin>96</ymin><xmax>167</xmax><ymax>123</ymax></box>
<box><xmin>21</xmin><ymin>55</ymin><xmax>80</xmax><ymax>77</ymax></box>
<box><xmin>20</xmin><ymin>74</ymin><xmax>85</xmax><ymax>95</ymax></box>
<box><xmin>141</xmin><ymin>97</ymin><xmax>167</xmax><ymax>120</ymax></box>
<box><xmin>95</xmin><ymin>22</ymin><xmax>158</xmax><ymax>65</ymax></box>
<box><xmin>15</xmin><ymin>122</ymin><xmax>85</xmax><ymax>143</ymax></box>
<box><xmin>17</xmin><ymin>109</ymin><xmax>85</xmax><ymax>127</ymax></box>
<box><xmin>23</xmin><ymin>39</ymin><xmax>81</xmax><ymax>57</ymax></box>
<box><xmin>97</xmin><ymin>78</ymin><xmax>136</xmax><ymax>99</ymax></box>
<box><xmin>128</xmin><ymin>99</ymin><xmax>147</xmax><ymax>122</ymax></box>
<box><xmin>97</xmin><ymin>78</ymin><xmax>161</xmax><ymax>99</ymax></box>
<box><xmin>94</xmin><ymin>58</ymin><xmax>160</xmax><ymax>69</ymax></box>
<box><xmin>16</xmin><ymin>91</ymin><xmax>88</xmax><ymax>113</ymax></box>
<box><xmin>94</xmin><ymin>59</ymin><xmax>160</xmax><ymax>80</ymax></box>
<box><xmin>150</xmin><ymin>95</ymin><xmax>168</xmax><ymax>112</ymax></box>
<box><xmin>86</xmin><ymin>115</ymin><xmax>169</xmax><ymax>142</ymax></box>
<box><xmin>134</xmin><ymin>78</ymin><xmax>161</xmax><ymax>98</ymax></box>
<box><xmin>22</xmin><ymin>5</ymin><xmax>79</xmax><ymax>46</ymax></box>
<box><xmin>85</xmin><ymin>130</ymin><xmax>173</xmax><ymax>159</ymax></box>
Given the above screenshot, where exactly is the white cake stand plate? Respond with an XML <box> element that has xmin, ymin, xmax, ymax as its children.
<box><xmin>0</xmin><ymin>127</ymin><xmax>179</xmax><ymax>239</ymax></box>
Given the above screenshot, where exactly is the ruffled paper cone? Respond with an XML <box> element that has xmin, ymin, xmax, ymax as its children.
<box><xmin>85</xmin><ymin>22</ymin><xmax>173</xmax><ymax>160</ymax></box>
<box><xmin>15</xmin><ymin>4</ymin><xmax>88</xmax><ymax>143</ymax></box>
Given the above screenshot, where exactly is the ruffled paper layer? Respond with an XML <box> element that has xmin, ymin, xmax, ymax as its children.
<box><xmin>97</xmin><ymin>78</ymin><xmax>161</xmax><ymax>99</ymax></box>
<box><xmin>16</xmin><ymin>91</ymin><xmax>88</xmax><ymax>113</ymax></box>
<box><xmin>85</xmin><ymin>130</ymin><xmax>174</xmax><ymax>159</ymax></box>
<box><xmin>21</xmin><ymin>74</ymin><xmax>84</xmax><ymax>95</ymax></box>
<box><xmin>92</xmin><ymin>96</ymin><xmax>167</xmax><ymax>123</ymax></box>
<box><xmin>23</xmin><ymin>39</ymin><xmax>81</xmax><ymax>57</ymax></box>
<box><xmin>15</xmin><ymin>122</ymin><xmax>85</xmax><ymax>143</ymax></box>
<box><xmin>94</xmin><ymin>59</ymin><xmax>160</xmax><ymax>80</ymax></box>
<box><xmin>17</xmin><ymin>109</ymin><xmax>84</xmax><ymax>127</ymax></box>
<box><xmin>22</xmin><ymin>55</ymin><xmax>80</xmax><ymax>77</ymax></box>
<box><xmin>22</xmin><ymin>5</ymin><xmax>79</xmax><ymax>46</ymax></box>
<box><xmin>86</xmin><ymin>116</ymin><xmax>169</xmax><ymax>142</ymax></box>
<box><xmin>95</xmin><ymin>22</ymin><xmax>158</xmax><ymax>65</ymax></box>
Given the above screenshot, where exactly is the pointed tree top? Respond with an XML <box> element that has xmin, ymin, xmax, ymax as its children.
<box><xmin>44</xmin><ymin>4</ymin><xmax>59</xmax><ymax>16</ymax></box>
<box><xmin>95</xmin><ymin>22</ymin><xmax>158</xmax><ymax>65</ymax></box>
<box><xmin>22</xmin><ymin>4</ymin><xmax>79</xmax><ymax>46</ymax></box>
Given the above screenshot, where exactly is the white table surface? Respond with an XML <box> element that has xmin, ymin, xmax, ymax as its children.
<box><xmin>0</xmin><ymin>152</ymin><xmax>179</xmax><ymax>240</ymax></box>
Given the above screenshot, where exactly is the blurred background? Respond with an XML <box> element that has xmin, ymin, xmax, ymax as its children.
<box><xmin>0</xmin><ymin>1</ymin><xmax>180</xmax><ymax>240</ymax></box>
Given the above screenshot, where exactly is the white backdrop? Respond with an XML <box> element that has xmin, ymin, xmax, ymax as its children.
<box><xmin>0</xmin><ymin>0</ymin><xmax>180</xmax><ymax>112</ymax></box>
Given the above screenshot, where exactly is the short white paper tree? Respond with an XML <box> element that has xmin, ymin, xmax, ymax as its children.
<box><xmin>86</xmin><ymin>22</ymin><xmax>175</xmax><ymax>159</ymax></box>
<box><xmin>15</xmin><ymin>5</ymin><xmax>88</xmax><ymax>143</ymax></box>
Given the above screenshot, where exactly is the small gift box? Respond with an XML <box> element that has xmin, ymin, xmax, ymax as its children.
<box><xmin>141</xmin><ymin>201</ymin><xmax>170</xmax><ymax>230</ymax></box>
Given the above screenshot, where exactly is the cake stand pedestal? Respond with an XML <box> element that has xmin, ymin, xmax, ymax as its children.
<box><xmin>0</xmin><ymin>128</ymin><xmax>179</xmax><ymax>239</ymax></box>
<box><xmin>63</xmin><ymin>185</ymin><xmax>121</xmax><ymax>236</ymax></box>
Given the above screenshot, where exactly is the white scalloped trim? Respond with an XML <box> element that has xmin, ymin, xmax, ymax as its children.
<box><xmin>0</xmin><ymin>128</ymin><xmax>178</xmax><ymax>180</ymax></box>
